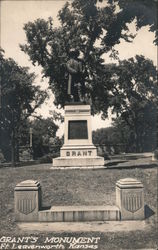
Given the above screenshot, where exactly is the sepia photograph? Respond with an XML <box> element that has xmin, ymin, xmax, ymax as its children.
<box><xmin>0</xmin><ymin>0</ymin><xmax>157</xmax><ymax>249</ymax></box>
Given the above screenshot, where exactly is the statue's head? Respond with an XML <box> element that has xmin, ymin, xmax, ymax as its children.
<box><xmin>69</xmin><ymin>49</ymin><xmax>80</xmax><ymax>59</ymax></box>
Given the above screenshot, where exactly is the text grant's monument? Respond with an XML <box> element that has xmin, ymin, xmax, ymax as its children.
<box><xmin>52</xmin><ymin>49</ymin><xmax>104</xmax><ymax>168</ymax></box>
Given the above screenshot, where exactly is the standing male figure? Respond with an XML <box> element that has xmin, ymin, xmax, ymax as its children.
<box><xmin>66</xmin><ymin>49</ymin><xmax>85</xmax><ymax>102</ymax></box>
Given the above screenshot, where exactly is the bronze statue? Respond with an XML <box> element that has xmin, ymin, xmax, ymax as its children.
<box><xmin>66</xmin><ymin>49</ymin><xmax>85</xmax><ymax>102</ymax></box>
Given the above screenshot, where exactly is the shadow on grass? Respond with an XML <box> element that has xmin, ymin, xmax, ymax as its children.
<box><xmin>105</xmin><ymin>163</ymin><xmax>158</xmax><ymax>170</ymax></box>
<box><xmin>105</xmin><ymin>160</ymin><xmax>128</xmax><ymax>167</ymax></box>
<box><xmin>40</xmin><ymin>205</ymin><xmax>51</xmax><ymax>211</ymax></box>
<box><xmin>145</xmin><ymin>205</ymin><xmax>155</xmax><ymax>219</ymax></box>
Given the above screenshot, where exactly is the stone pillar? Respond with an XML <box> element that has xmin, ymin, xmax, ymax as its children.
<box><xmin>14</xmin><ymin>180</ymin><xmax>41</xmax><ymax>221</ymax></box>
<box><xmin>116</xmin><ymin>178</ymin><xmax>144</xmax><ymax>220</ymax></box>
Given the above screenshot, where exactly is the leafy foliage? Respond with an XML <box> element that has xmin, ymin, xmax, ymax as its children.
<box><xmin>93</xmin><ymin>127</ymin><xmax>116</xmax><ymax>145</ymax></box>
<box><xmin>19</xmin><ymin>117</ymin><xmax>62</xmax><ymax>159</ymax></box>
<box><xmin>108</xmin><ymin>0</ymin><xmax>158</xmax><ymax>44</ymax></box>
<box><xmin>21</xmin><ymin>0</ymin><xmax>157</xmax><ymax>116</ymax></box>
<box><xmin>20</xmin><ymin>0</ymin><xmax>139</xmax><ymax>115</ymax></box>
<box><xmin>110</xmin><ymin>55</ymin><xmax>157</xmax><ymax>114</ymax></box>
<box><xmin>93</xmin><ymin>125</ymin><xmax>129</xmax><ymax>154</ymax></box>
<box><xmin>93</xmin><ymin>55</ymin><xmax>157</xmax><ymax>153</ymax></box>
<box><xmin>110</xmin><ymin>55</ymin><xmax>158</xmax><ymax>152</ymax></box>
<box><xmin>30</xmin><ymin>118</ymin><xmax>59</xmax><ymax>158</ymax></box>
<box><xmin>0</xmin><ymin>49</ymin><xmax>47</xmax><ymax>163</ymax></box>
<box><xmin>20</xmin><ymin>1</ymin><xmax>157</xmax><ymax>153</ymax></box>
<box><xmin>113</xmin><ymin>113</ymin><xmax>157</xmax><ymax>153</ymax></box>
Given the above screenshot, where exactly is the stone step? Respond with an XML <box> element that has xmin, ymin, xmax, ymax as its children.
<box><xmin>52</xmin><ymin>156</ymin><xmax>105</xmax><ymax>167</ymax></box>
<box><xmin>38</xmin><ymin>205</ymin><xmax>120</xmax><ymax>222</ymax></box>
<box><xmin>50</xmin><ymin>166</ymin><xmax>106</xmax><ymax>170</ymax></box>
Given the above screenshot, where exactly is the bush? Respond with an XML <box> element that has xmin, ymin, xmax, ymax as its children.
<box><xmin>39</xmin><ymin>152</ymin><xmax>60</xmax><ymax>163</ymax></box>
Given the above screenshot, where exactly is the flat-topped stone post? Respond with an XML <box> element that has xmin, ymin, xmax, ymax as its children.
<box><xmin>116</xmin><ymin>178</ymin><xmax>144</xmax><ymax>220</ymax></box>
<box><xmin>14</xmin><ymin>180</ymin><xmax>41</xmax><ymax>222</ymax></box>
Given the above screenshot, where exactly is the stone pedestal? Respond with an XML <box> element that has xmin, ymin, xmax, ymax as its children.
<box><xmin>14</xmin><ymin>180</ymin><xmax>41</xmax><ymax>222</ymax></box>
<box><xmin>52</xmin><ymin>103</ymin><xmax>104</xmax><ymax>167</ymax></box>
<box><xmin>116</xmin><ymin>178</ymin><xmax>144</xmax><ymax>220</ymax></box>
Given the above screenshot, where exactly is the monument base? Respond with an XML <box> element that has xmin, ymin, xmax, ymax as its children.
<box><xmin>52</xmin><ymin>143</ymin><xmax>104</xmax><ymax>167</ymax></box>
<box><xmin>52</xmin><ymin>103</ymin><xmax>104</xmax><ymax>168</ymax></box>
<box><xmin>52</xmin><ymin>156</ymin><xmax>104</xmax><ymax>167</ymax></box>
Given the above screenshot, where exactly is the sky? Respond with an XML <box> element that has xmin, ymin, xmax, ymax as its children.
<box><xmin>0</xmin><ymin>0</ymin><xmax>157</xmax><ymax>136</ymax></box>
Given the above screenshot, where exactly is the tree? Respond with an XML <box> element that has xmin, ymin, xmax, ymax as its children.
<box><xmin>110</xmin><ymin>55</ymin><xmax>158</xmax><ymax>152</ymax></box>
<box><xmin>30</xmin><ymin>118</ymin><xmax>59</xmax><ymax>158</ymax></box>
<box><xmin>20</xmin><ymin>0</ymin><xmax>157</xmax><ymax>153</ymax></box>
<box><xmin>20</xmin><ymin>0</ymin><xmax>139</xmax><ymax>116</ymax></box>
<box><xmin>21</xmin><ymin>0</ymin><xmax>157</xmax><ymax>116</ymax></box>
<box><xmin>0</xmin><ymin>49</ymin><xmax>47</xmax><ymax>165</ymax></box>
<box><xmin>107</xmin><ymin>0</ymin><xmax>158</xmax><ymax>45</ymax></box>
<box><xmin>19</xmin><ymin>117</ymin><xmax>62</xmax><ymax>160</ymax></box>
<box><xmin>113</xmin><ymin>114</ymin><xmax>157</xmax><ymax>153</ymax></box>
<box><xmin>92</xmin><ymin>126</ymin><xmax>128</xmax><ymax>155</ymax></box>
<box><xmin>93</xmin><ymin>127</ymin><xmax>116</xmax><ymax>145</ymax></box>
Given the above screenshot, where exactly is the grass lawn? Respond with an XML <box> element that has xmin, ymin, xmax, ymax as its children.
<box><xmin>0</xmin><ymin>160</ymin><xmax>157</xmax><ymax>249</ymax></box>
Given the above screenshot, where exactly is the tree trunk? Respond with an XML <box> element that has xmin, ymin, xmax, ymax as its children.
<box><xmin>11</xmin><ymin>110</ymin><xmax>16</xmax><ymax>167</ymax></box>
<box><xmin>16</xmin><ymin>140</ymin><xmax>19</xmax><ymax>162</ymax></box>
<box><xmin>11</xmin><ymin>130</ymin><xmax>15</xmax><ymax>167</ymax></box>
